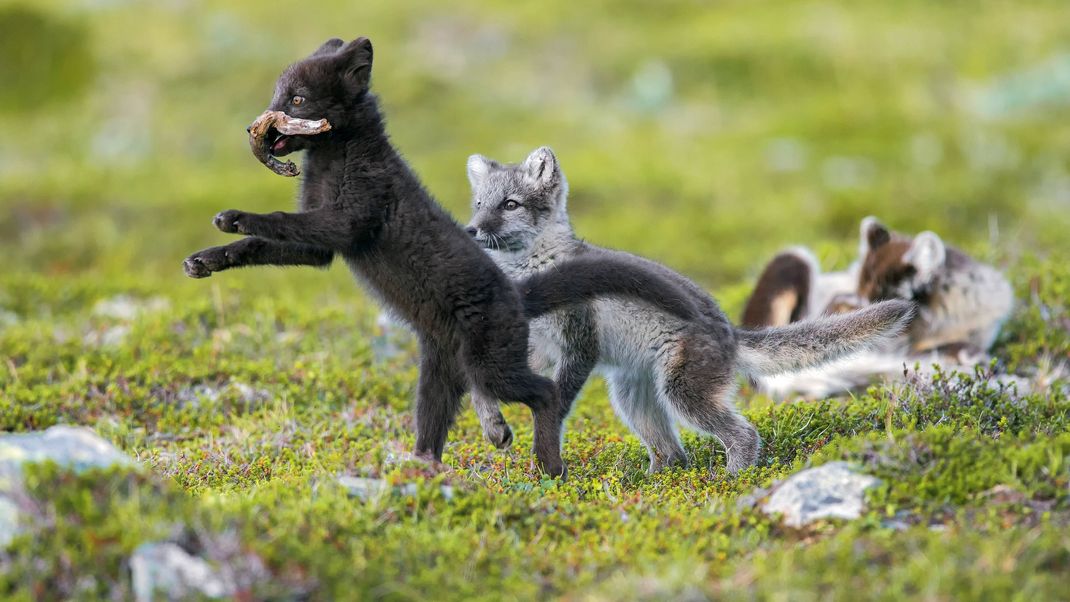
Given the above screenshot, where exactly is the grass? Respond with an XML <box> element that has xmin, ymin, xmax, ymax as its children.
<box><xmin>1</xmin><ymin>0</ymin><xmax>1068</xmax><ymax>599</ymax></box>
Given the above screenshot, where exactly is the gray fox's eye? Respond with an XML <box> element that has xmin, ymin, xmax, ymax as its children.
<box><xmin>292</xmin><ymin>96</ymin><xmax>305</xmax><ymax>106</ymax></box>
<box><xmin>503</xmin><ymin>200</ymin><xmax>519</xmax><ymax>211</ymax></box>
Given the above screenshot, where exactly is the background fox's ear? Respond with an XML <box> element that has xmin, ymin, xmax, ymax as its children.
<box><xmin>467</xmin><ymin>155</ymin><xmax>498</xmax><ymax>188</ymax></box>
<box><xmin>522</xmin><ymin>147</ymin><xmax>559</xmax><ymax>188</ymax></box>
<box><xmin>337</xmin><ymin>37</ymin><xmax>373</xmax><ymax>92</ymax></box>
<box><xmin>859</xmin><ymin>215</ymin><xmax>890</xmax><ymax>257</ymax></box>
<box><xmin>903</xmin><ymin>231</ymin><xmax>945</xmax><ymax>281</ymax></box>
<box><xmin>310</xmin><ymin>38</ymin><xmax>344</xmax><ymax>58</ymax></box>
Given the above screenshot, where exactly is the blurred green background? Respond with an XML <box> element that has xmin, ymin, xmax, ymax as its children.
<box><xmin>1</xmin><ymin>0</ymin><xmax>1069</xmax><ymax>311</ymax></box>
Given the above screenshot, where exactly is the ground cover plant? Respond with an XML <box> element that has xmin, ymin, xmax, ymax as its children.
<box><xmin>1</xmin><ymin>0</ymin><xmax>1067</xmax><ymax>599</ymax></box>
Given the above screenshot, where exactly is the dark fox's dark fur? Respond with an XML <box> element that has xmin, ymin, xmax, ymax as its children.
<box><xmin>182</xmin><ymin>37</ymin><xmax>697</xmax><ymax>477</ymax></box>
<box><xmin>516</xmin><ymin>255</ymin><xmax>696</xmax><ymax>320</ymax></box>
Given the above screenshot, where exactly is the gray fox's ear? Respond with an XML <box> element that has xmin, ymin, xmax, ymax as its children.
<box><xmin>338</xmin><ymin>37</ymin><xmax>373</xmax><ymax>91</ymax></box>
<box><xmin>523</xmin><ymin>146</ymin><xmax>559</xmax><ymax>188</ymax></box>
<box><xmin>467</xmin><ymin>154</ymin><xmax>497</xmax><ymax>188</ymax></box>
<box><xmin>859</xmin><ymin>215</ymin><xmax>890</xmax><ymax>257</ymax></box>
<box><xmin>310</xmin><ymin>38</ymin><xmax>345</xmax><ymax>57</ymax></box>
<box><xmin>904</xmin><ymin>231</ymin><xmax>945</xmax><ymax>281</ymax></box>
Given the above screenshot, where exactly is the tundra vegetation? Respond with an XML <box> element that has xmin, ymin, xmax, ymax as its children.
<box><xmin>0</xmin><ymin>0</ymin><xmax>1067</xmax><ymax>599</ymax></box>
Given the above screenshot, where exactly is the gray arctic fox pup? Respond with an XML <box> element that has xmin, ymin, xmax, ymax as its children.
<box><xmin>464</xmin><ymin>147</ymin><xmax>915</xmax><ymax>474</ymax></box>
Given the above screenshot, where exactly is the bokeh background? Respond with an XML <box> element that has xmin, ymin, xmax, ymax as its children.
<box><xmin>3</xmin><ymin>0</ymin><xmax>1068</xmax><ymax>313</ymax></box>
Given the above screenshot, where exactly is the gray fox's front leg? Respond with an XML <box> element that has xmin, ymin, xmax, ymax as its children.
<box><xmin>183</xmin><ymin>237</ymin><xmax>334</xmax><ymax>278</ymax></box>
<box><xmin>472</xmin><ymin>389</ymin><xmax>514</xmax><ymax>449</ymax></box>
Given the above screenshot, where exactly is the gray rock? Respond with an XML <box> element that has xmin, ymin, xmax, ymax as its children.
<box><xmin>0</xmin><ymin>497</ymin><xmax>19</xmax><ymax>548</ymax></box>
<box><xmin>176</xmin><ymin>381</ymin><xmax>271</xmax><ymax>408</ymax></box>
<box><xmin>0</xmin><ymin>425</ymin><xmax>133</xmax><ymax>475</ymax></box>
<box><xmin>338</xmin><ymin>476</ymin><xmax>454</xmax><ymax>502</ymax></box>
<box><xmin>0</xmin><ymin>308</ymin><xmax>18</xmax><ymax>330</ymax></box>
<box><xmin>761</xmin><ymin>461</ymin><xmax>880</xmax><ymax>527</ymax></box>
<box><xmin>130</xmin><ymin>543</ymin><xmax>233</xmax><ymax>601</ymax></box>
<box><xmin>83</xmin><ymin>324</ymin><xmax>131</xmax><ymax>347</ymax></box>
<box><xmin>338</xmin><ymin>476</ymin><xmax>388</xmax><ymax>501</ymax></box>
<box><xmin>92</xmin><ymin>295</ymin><xmax>170</xmax><ymax>320</ymax></box>
<box><xmin>0</xmin><ymin>426</ymin><xmax>135</xmax><ymax>546</ymax></box>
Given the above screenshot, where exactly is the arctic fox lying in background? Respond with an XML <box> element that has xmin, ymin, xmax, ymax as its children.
<box><xmin>742</xmin><ymin>217</ymin><xmax>1015</xmax><ymax>398</ymax></box>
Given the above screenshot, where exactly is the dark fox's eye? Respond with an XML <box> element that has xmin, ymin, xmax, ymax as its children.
<box><xmin>291</xmin><ymin>96</ymin><xmax>305</xmax><ymax>106</ymax></box>
<box><xmin>502</xmin><ymin>200</ymin><xmax>519</xmax><ymax>211</ymax></box>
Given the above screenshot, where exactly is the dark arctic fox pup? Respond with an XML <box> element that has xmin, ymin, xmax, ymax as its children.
<box><xmin>181</xmin><ymin>37</ymin><xmax>698</xmax><ymax>477</ymax></box>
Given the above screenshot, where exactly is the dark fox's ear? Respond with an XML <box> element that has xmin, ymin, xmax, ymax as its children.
<box><xmin>336</xmin><ymin>37</ymin><xmax>374</xmax><ymax>92</ymax></box>
<box><xmin>310</xmin><ymin>38</ymin><xmax>345</xmax><ymax>57</ymax></box>
<box><xmin>859</xmin><ymin>216</ymin><xmax>890</xmax><ymax>257</ymax></box>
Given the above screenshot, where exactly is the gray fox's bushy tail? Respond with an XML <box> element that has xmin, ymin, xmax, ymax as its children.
<box><xmin>734</xmin><ymin>300</ymin><xmax>915</xmax><ymax>377</ymax></box>
<box><xmin>518</xmin><ymin>256</ymin><xmax>698</xmax><ymax>321</ymax></box>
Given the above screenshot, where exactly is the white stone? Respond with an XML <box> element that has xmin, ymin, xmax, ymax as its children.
<box><xmin>338</xmin><ymin>476</ymin><xmax>388</xmax><ymax>501</ymax></box>
<box><xmin>92</xmin><ymin>295</ymin><xmax>170</xmax><ymax>320</ymax></box>
<box><xmin>338</xmin><ymin>476</ymin><xmax>455</xmax><ymax>502</ymax></box>
<box><xmin>0</xmin><ymin>425</ymin><xmax>133</xmax><ymax>475</ymax></box>
<box><xmin>762</xmin><ymin>461</ymin><xmax>880</xmax><ymax>527</ymax></box>
<box><xmin>0</xmin><ymin>426</ymin><xmax>135</xmax><ymax>546</ymax></box>
<box><xmin>0</xmin><ymin>497</ymin><xmax>20</xmax><ymax>547</ymax></box>
<box><xmin>130</xmin><ymin>543</ymin><xmax>232</xmax><ymax>601</ymax></box>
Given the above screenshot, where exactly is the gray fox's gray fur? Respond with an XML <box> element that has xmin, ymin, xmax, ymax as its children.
<box><xmin>464</xmin><ymin>147</ymin><xmax>913</xmax><ymax>473</ymax></box>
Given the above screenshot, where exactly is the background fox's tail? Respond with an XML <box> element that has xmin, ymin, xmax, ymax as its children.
<box><xmin>518</xmin><ymin>255</ymin><xmax>698</xmax><ymax>321</ymax></box>
<box><xmin>734</xmin><ymin>300</ymin><xmax>915</xmax><ymax>377</ymax></box>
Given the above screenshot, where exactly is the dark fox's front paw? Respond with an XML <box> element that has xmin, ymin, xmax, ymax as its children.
<box><xmin>183</xmin><ymin>256</ymin><xmax>212</xmax><ymax>278</ymax></box>
<box><xmin>183</xmin><ymin>248</ymin><xmax>231</xmax><ymax>278</ymax></box>
<box><xmin>213</xmin><ymin>210</ymin><xmax>248</xmax><ymax>234</ymax></box>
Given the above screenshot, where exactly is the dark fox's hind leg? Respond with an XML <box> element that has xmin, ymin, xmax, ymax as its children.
<box><xmin>472</xmin><ymin>348</ymin><xmax>555</xmax><ymax>450</ymax></box>
<box><xmin>473</xmin><ymin>309</ymin><xmax>597</xmax><ymax>453</ymax></box>
<box><xmin>656</xmin><ymin>336</ymin><xmax>760</xmax><ymax>475</ymax></box>
<box><xmin>465</xmin><ymin>335</ymin><xmax>566</xmax><ymax>478</ymax></box>
<box><xmin>484</xmin><ymin>372</ymin><xmax>565</xmax><ymax>478</ymax></box>
<box><xmin>413</xmin><ymin>336</ymin><xmax>468</xmax><ymax>463</ymax></box>
<box><xmin>741</xmin><ymin>249</ymin><xmax>815</xmax><ymax>328</ymax></box>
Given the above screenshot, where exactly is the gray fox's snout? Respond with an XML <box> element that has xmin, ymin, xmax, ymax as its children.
<box><xmin>465</xmin><ymin>226</ymin><xmax>478</xmax><ymax>237</ymax></box>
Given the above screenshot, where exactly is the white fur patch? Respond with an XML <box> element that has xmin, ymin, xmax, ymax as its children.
<box><xmin>467</xmin><ymin>154</ymin><xmax>493</xmax><ymax>187</ymax></box>
<box><xmin>523</xmin><ymin>147</ymin><xmax>557</xmax><ymax>186</ymax></box>
<box><xmin>904</xmin><ymin>231</ymin><xmax>946</xmax><ymax>281</ymax></box>
<box><xmin>859</xmin><ymin>215</ymin><xmax>882</xmax><ymax>258</ymax></box>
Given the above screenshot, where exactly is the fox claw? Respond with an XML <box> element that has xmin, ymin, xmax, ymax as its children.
<box><xmin>183</xmin><ymin>257</ymin><xmax>212</xmax><ymax>278</ymax></box>
<box><xmin>213</xmin><ymin>210</ymin><xmax>245</xmax><ymax>234</ymax></box>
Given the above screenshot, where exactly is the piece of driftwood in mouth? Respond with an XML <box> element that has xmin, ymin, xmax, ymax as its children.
<box><xmin>246</xmin><ymin>110</ymin><xmax>332</xmax><ymax>177</ymax></box>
